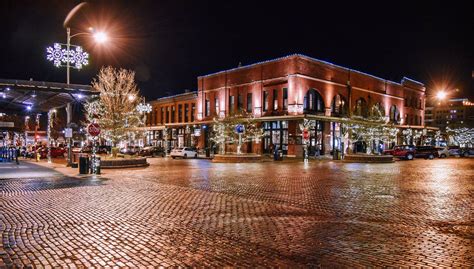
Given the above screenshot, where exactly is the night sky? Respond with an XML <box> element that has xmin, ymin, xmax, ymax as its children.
<box><xmin>0</xmin><ymin>0</ymin><xmax>472</xmax><ymax>101</ymax></box>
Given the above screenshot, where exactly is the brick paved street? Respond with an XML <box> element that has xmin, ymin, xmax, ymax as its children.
<box><xmin>1</xmin><ymin>158</ymin><xmax>473</xmax><ymax>267</ymax></box>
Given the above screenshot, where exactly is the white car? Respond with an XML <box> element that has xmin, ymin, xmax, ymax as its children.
<box><xmin>170</xmin><ymin>147</ymin><xmax>198</xmax><ymax>159</ymax></box>
<box><xmin>435</xmin><ymin>147</ymin><xmax>449</xmax><ymax>158</ymax></box>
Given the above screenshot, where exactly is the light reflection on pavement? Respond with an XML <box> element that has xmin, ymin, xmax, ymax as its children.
<box><xmin>1</xmin><ymin>158</ymin><xmax>473</xmax><ymax>267</ymax></box>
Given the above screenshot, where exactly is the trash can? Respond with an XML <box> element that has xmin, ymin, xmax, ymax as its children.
<box><xmin>79</xmin><ymin>156</ymin><xmax>89</xmax><ymax>174</ymax></box>
<box><xmin>205</xmin><ymin>148</ymin><xmax>210</xmax><ymax>158</ymax></box>
<box><xmin>278</xmin><ymin>150</ymin><xmax>283</xmax><ymax>161</ymax></box>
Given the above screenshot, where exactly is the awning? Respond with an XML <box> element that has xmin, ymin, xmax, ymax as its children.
<box><xmin>0</xmin><ymin>79</ymin><xmax>97</xmax><ymax>114</ymax></box>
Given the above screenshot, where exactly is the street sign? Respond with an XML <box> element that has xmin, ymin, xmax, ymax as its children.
<box><xmin>64</xmin><ymin>128</ymin><xmax>73</xmax><ymax>138</ymax></box>
<box><xmin>87</xmin><ymin>123</ymin><xmax>101</xmax><ymax>137</ymax></box>
<box><xmin>194</xmin><ymin>129</ymin><xmax>201</xmax><ymax>136</ymax></box>
<box><xmin>303</xmin><ymin>128</ymin><xmax>309</xmax><ymax>140</ymax></box>
<box><xmin>235</xmin><ymin>124</ymin><xmax>245</xmax><ymax>134</ymax></box>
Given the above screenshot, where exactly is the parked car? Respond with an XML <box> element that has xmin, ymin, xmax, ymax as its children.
<box><xmin>170</xmin><ymin>147</ymin><xmax>198</xmax><ymax>159</ymax></box>
<box><xmin>414</xmin><ymin>146</ymin><xmax>438</xmax><ymax>159</ymax></box>
<box><xmin>138</xmin><ymin>146</ymin><xmax>165</xmax><ymax>157</ymax></box>
<box><xmin>39</xmin><ymin>147</ymin><xmax>66</xmax><ymax>158</ymax></box>
<box><xmin>97</xmin><ymin>145</ymin><xmax>111</xmax><ymax>154</ymax></box>
<box><xmin>461</xmin><ymin>148</ymin><xmax>474</xmax><ymax>157</ymax></box>
<box><xmin>120</xmin><ymin>146</ymin><xmax>141</xmax><ymax>155</ymax></box>
<box><xmin>447</xmin><ymin>146</ymin><xmax>461</xmax><ymax>157</ymax></box>
<box><xmin>435</xmin><ymin>147</ymin><xmax>449</xmax><ymax>158</ymax></box>
<box><xmin>391</xmin><ymin>145</ymin><xmax>416</xmax><ymax>160</ymax></box>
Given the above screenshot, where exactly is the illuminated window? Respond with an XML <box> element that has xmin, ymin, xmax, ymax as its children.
<box><xmin>304</xmin><ymin>89</ymin><xmax>324</xmax><ymax>113</ymax></box>
<box><xmin>229</xmin><ymin>95</ymin><xmax>235</xmax><ymax>114</ymax></box>
<box><xmin>283</xmin><ymin>88</ymin><xmax>288</xmax><ymax>110</ymax></box>
<box><xmin>273</xmin><ymin>89</ymin><xmax>278</xmax><ymax>111</ymax></box>
<box><xmin>247</xmin><ymin>93</ymin><xmax>252</xmax><ymax>112</ymax></box>
<box><xmin>263</xmin><ymin>91</ymin><xmax>268</xmax><ymax>111</ymax></box>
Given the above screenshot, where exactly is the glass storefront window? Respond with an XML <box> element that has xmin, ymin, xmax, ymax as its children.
<box><xmin>306</xmin><ymin>120</ymin><xmax>324</xmax><ymax>155</ymax></box>
<box><xmin>263</xmin><ymin>120</ymin><xmax>289</xmax><ymax>154</ymax></box>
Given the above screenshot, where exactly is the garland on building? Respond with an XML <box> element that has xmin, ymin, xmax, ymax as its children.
<box><xmin>210</xmin><ymin>111</ymin><xmax>263</xmax><ymax>154</ymax></box>
<box><xmin>346</xmin><ymin>105</ymin><xmax>398</xmax><ymax>154</ymax></box>
<box><xmin>446</xmin><ymin>127</ymin><xmax>474</xmax><ymax>147</ymax></box>
<box><xmin>84</xmin><ymin>67</ymin><xmax>146</xmax><ymax>146</ymax></box>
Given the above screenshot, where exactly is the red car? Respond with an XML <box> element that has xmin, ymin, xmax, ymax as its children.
<box><xmin>39</xmin><ymin>147</ymin><xmax>66</xmax><ymax>158</ymax></box>
<box><xmin>391</xmin><ymin>145</ymin><xmax>416</xmax><ymax>160</ymax></box>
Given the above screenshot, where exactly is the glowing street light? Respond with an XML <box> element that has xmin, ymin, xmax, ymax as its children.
<box><xmin>436</xmin><ymin>91</ymin><xmax>447</xmax><ymax>100</ymax></box>
<box><xmin>93</xmin><ymin>31</ymin><xmax>108</xmax><ymax>44</ymax></box>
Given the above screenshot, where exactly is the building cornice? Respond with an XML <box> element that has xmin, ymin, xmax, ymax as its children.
<box><xmin>197</xmin><ymin>54</ymin><xmax>424</xmax><ymax>90</ymax></box>
<box><xmin>200</xmin><ymin>73</ymin><xmax>404</xmax><ymax>101</ymax></box>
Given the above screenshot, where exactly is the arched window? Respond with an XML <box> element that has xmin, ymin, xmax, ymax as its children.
<box><xmin>331</xmin><ymin>94</ymin><xmax>347</xmax><ymax>115</ymax></box>
<box><xmin>389</xmin><ymin>105</ymin><xmax>399</xmax><ymax>124</ymax></box>
<box><xmin>304</xmin><ymin>89</ymin><xmax>324</xmax><ymax>113</ymax></box>
<box><xmin>369</xmin><ymin>102</ymin><xmax>384</xmax><ymax>118</ymax></box>
<box><xmin>354</xmin><ymin>98</ymin><xmax>368</xmax><ymax>117</ymax></box>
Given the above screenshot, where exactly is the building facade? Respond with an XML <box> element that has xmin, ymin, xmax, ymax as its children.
<box><xmin>147</xmin><ymin>54</ymin><xmax>426</xmax><ymax>156</ymax></box>
<box><xmin>195</xmin><ymin>54</ymin><xmax>425</xmax><ymax>156</ymax></box>
<box><xmin>424</xmin><ymin>98</ymin><xmax>474</xmax><ymax>130</ymax></box>
<box><xmin>146</xmin><ymin>91</ymin><xmax>198</xmax><ymax>149</ymax></box>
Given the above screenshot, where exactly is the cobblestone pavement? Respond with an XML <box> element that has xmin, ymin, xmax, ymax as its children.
<box><xmin>1</xmin><ymin>158</ymin><xmax>473</xmax><ymax>267</ymax></box>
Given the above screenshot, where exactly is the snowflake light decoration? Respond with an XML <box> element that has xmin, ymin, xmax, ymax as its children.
<box><xmin>46</xmin><ymin>43</ymin><xmax>89</xmax><ymax>69</ymax></box>
<box><xmin>70</xmin><ymin>46</ymin><xmax>89</xmax><ymax>69</ymax></box>
<box><xmin>136</xmin><ymin>103</ymin><xmax>152</xmax><ymax>113</ymax></box>
<box><xmin>46</xmin><ymin>43</ymin><xmax>66</xmax><ymax>67</ymax></box>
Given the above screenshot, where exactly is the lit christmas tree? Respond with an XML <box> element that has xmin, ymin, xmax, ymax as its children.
<box><xmin>210</xmin><ymin>111</ymin><xmax>263</xmax><ymax>154</ymax></box>
<box><xmin>446</xmin><ymin>127</ymin><xmax>474</xmax><ymax>147</ymax></box>
<box><xmin>346</xmin><ymin>105</ymin><xmax>398</xmax><ymax>154</ymax></box>
<box><xmin>84</xmin><ymin>67</ymin><xmax>146</xmax><ymax>147</ymax></box>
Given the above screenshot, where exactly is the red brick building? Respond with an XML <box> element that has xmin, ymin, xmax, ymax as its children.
<box><xmin>146</xmin><ymin>91</ymin><xmax>198</xmax><ymax>149</ymax></box>
<box><xmin>148</xmin><ymin>54</ymin><xmax>425</xmax><ymax>156</ymax></box>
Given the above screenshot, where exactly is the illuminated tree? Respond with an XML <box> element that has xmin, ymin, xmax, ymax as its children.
<box><xmin>84</xmin><ymin>66</ymin><xmax>145</xmax><ymax>146</ymax></box>
<box><xmin>210</xmin><ymin>111</ymin><xmax>263</xmax><ymax>154</ymax></box>
<box><xmin>401</xmin><ymin>128</ymin><xmax>423</xmax><ymax>145</ymax></box>
<box><xmin>446</xmin><ymin>127</ymin><xmax>474</xmax><ymax>147</ymax></box>
<box><xmin>347</xmin><ymin>105</ymin><xmax>398</xmax><ymax>154</ymax></box>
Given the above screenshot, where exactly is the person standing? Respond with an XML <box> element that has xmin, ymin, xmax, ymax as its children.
<box><xmin>315</xmin><ymin>144</ymin><xmax>321</xmax><ymax>158</ymax></box>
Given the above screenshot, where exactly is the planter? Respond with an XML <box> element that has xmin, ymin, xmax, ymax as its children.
<box><xmin>343</xmin><ymin>154</ymin><xmax>394</xmax><ymax>163</ymax></box>
<box><xmin>212</xmin><ymin>154</ymin><xmax>262</xmax><ymax>163</ymax></box>
<box><xmin>100</xmin><ymin>157</ymin><xmax>149</xmax><ymax>169</ymax></box>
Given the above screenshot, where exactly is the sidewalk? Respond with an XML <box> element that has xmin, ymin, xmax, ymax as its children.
<box><xmin>20</xmin><ymin>158</ymin><xmax>95</xmax><ymax>178</ymax></box>
<box><xmin>0</xmin><ymin>159</ymin><xmax>66</xmax><ymax>179</ymax></box>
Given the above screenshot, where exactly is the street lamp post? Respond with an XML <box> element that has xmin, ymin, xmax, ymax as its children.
<box><xmin>47</xmin><ymin>3</ymin><xmax>109</xmax><ymax>167</ymax></box>
<box><xmin>64</xmin><ymin>27</ymin><xmax>108</xmax><ymax>167</ymax></box>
